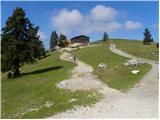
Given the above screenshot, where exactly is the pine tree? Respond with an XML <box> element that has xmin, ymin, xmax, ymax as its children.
<box><xmin>59</xmin><ymin>33</ymin><xmax>67</xmax><ymax>47</ymax></box>
<box><xmin>50</xmin><ymin>31</ymin><xmax>58</xmax><ymax>50</ymax></box>
<box><xmin>103</xmin><ymin>32</ymin><xmax>109</xmax><ymax>42</ymax></box>
<box><xmin>143</xmin><ymin>28</ymin><xmax>153</xmax><ymax>45</ymax></box>
<box><xmin>50</xmin><ymin>32</ymin><xmax>54</xmax><ymax>50</ymax></box>
<box><xmin>1</xmin><ymin>7</ymin><xmax>45</xmax><ymax>78</ymax></box>
<box><xmin>31</xmin><ymin>39</ymin><xmax>46</xmax><ymax>59</ymax></box>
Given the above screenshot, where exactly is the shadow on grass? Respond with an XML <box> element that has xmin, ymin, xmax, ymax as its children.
<box><xmin>21</xmin><ymin>66</ymin><xmax>64</xmax><ymax>76</ymax></box>
<box><xmin>38</xmin><ymin>54</ymin><xmax>51</xmax><ymax>60</ymax></box>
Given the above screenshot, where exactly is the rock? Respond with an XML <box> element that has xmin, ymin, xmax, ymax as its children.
<box><xmin>88</xmin><ymin>95</ymin><xmax>92</xmax><ymax>97</ymax></box>
<box><xmin>131</xmin><ymin>70</ymin><xmax>140</xmax><ymax>74</ymax></box>
<box><xmin>124</xmin><ymin>58</ymin><xmax>144</xmax><ymax>66</ymax></box>
<box><xmin>98</xmin><ymin>63</ymin><xmax>107</xmax><ymax>69</ymax></box>
<box><xmin>56</xmin><ymin>81</ymin><xmax>68</xmax><ymax>88</ymax></box>
<box><xmin>70</xmin><ymin>56</ymin><xmax>73</xmax><ymax>60</ymax></box>
<box><xmin>124</xmin><ymin>62</ymin><xmax>129</xmax><ymax>66</ymax></box>
<box><xmin>68</xmin><ymin>98</ymin><xmax>78</xmax><ymax>103</ymax></box>
<box><xmin>29</xmin><ymin>108</ymin><xmax>39</xmax><ymax>112</ymax></box>
<box><xmin>44</xmin><ymin>101</ymin><xmax>53</xmax><ymax>108</ymax></box>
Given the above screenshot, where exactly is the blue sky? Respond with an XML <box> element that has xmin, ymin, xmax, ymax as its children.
<box><xmin>1</xmin><ymin>1</ymin><xmax>159</xmax><ymax>49</ymax></box>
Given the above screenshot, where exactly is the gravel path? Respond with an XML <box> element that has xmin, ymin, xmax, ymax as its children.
<box><xmin>47</xmin><ymin>46</ymin><xmax>158</xmax><ymax>118</ymax></box>
<box><xmin>56</xmin><ymin>52</ymin><xmax>105</xmax><ymax>91</ymax></box>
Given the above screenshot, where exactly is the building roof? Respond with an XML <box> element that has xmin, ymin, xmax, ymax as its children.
<box><xmin>71</xmin><ymin>35</ymin><xmax>89</xmax><ymax>41</ymax></box>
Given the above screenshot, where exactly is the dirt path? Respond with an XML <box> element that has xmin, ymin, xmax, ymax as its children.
<box><xmin>109</xmin><ymin>44</ymin><xmax>159</xmax><ymax>95</ymax></box>
<box><xmin>109</xmin><ymin>44</ymin><xmax>158</xmax><ymax>64</ymax></box>
<box><xmin>47</xmin><ymin>47</ymin><xmax>158</xmax><ymax>118</ymax></box>
<box><xmin>56</xmin><ymin>52</ymin><xmax>105</xmax><ymax>91</ymax></box>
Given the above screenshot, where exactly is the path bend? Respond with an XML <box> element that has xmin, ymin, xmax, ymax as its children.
<box><xmin>47</xmin><ymin>47</ymin><xmax>158</xmax><ymax>118</ymax></box>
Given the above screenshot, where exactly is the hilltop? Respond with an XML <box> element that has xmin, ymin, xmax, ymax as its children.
<box><xmin>91</xmin><ymin>39</ymin><xmax>158</xmax><ymax>61</ymax></box>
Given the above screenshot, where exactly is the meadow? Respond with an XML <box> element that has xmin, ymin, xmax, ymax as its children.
<box><xmin>72</xmin><ymin>41</ymin><xmax>152</xmax><ymax>91</ymax></box>
<box><xmin>2</xmin><ymin>39</ymin><xmax>156</xmax><ymax>118</ymax></box>
<box><xmin>1</xmin><ymin>52</ymin><xmax>102</xmax><ymax>118</ymax></box>
<box><xmin>111</xmin><ymin>39</ymin><xmax>158</xmax><ymax>61</ymax></box>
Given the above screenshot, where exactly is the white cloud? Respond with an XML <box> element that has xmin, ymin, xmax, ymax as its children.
<box><xmin>103</xmin><ymin>22</ymin><xmax>122</xmax><ymax>32</ymax></box>
<box><xmin>51</xmin><ymin>5</ymin><xmax>145</xmax><ymax>35</ymax></box>
<box><xmin>81</xmin><ymin>21</ymin><xmax>121</xmax><ymax>34</ymax></box>
<box><xmin>90</xmin><ymin>5</ymin><xmax>118</xmax><ymax>21</ymax></box>
<box><xmin>152</xmin><ymin>24</ymin><xmax>159</xmax><ymax>29</ymax></box>
<box><xmin>38</xmin><ymin>31</ymin><xmax>47</xmax><ymax>40</ymax></box>
<box><xmin>51</xmin><ymin>9</ymin><xmax>83</xmax><ymax>35</ymax></box>
<box><xmin>124</xmin><ymin>21</ymin><xmax>142</xmax><ymax>30</ymax></box>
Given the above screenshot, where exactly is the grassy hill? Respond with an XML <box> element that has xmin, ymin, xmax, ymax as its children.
<box><xmin>1</xmin><ymin>52</ymin><xmax>102</xmax><ymax>118</ymax></box>
<box><xmin>1</xmin><ymin>39</ymin><xmax>157</xmax><ymax>118</ymax></box>
<box><xmin>91</xmin><ymin>39</ymin><xmax>158</xmax><ymax>61</ymax></box>
<box><xmin>72</xmin><ymin>41</ymin><xmax>152</xmax><ymax>91</ymax></box>
<box><xmin>111</xmin><ymin>39</ymin><xmax>159</xmax><ymax>61</ymax></box>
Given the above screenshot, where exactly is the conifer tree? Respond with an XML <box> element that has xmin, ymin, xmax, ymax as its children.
<box><xmin>143</xmin><ymin>28</ymin><xmax>153</xmax><ymax>45</ymax></box>
<box><xmin>59</xmin><ymin>33</ymin><xmax>67</xmax><ymax>47</ymax></box>
<box><xmin>1</xmin><ymin>7</ymin><xmax>45</xmax><ymax>78</ymax></box>
<box><xmin>50</xmin><ymin>31</ymin><xmax>58</xmax><ymax>50</ymax></box>
<box><xmin>103</xmin><ymin>32</ymin><xmax>109</xmax><ymax>42</ymax></box>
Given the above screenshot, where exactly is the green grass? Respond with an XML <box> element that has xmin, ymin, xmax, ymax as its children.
<box><xmin>72</xmin><ymin>42</ymin><xmax>151</xmax><ymax>91</ymax></box>
<box><xmin>111</xmin><ymin>39</ymin><xmax>159</xmax><ymax>61</ymax></box>
<box><xmin>1</xmin><ymin>52</ymin><xmax>102</xmax><ymax>119</ymax></box>
<box><xmin>2</xmin><ymin>39</ymin><xmax>155</xmax><ymax>118</ymax></box>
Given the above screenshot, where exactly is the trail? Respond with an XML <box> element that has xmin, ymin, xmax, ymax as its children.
<box><xmin>56</xmin><ymin>52</ymin><xmax>105</xmax><ymax>91</ymax></box>
<box><xmin>109</xmin><ymin>44</ymin><xmax>159</xmax><ymax>96</ymax></box>
<box><xmin>47</xmin><ymin>46</ymin><xmax>158</xmax><ymax>118</ymax></box>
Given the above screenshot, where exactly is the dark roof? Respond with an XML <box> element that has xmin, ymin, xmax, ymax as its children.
<box><xmin>71</xmin><ymin>35</ymin><xmax>89</xmax><ymax>40</ymax></box>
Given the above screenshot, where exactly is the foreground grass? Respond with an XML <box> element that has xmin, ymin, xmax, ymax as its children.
<box><xmin>111</xmin><ymin>39</ymin><xmax>159</xmax><ymax>61</ymax></box>
<box><xmin>72</xmin><ymin>42</ymin><xmax>151</xmax><ymax>91</ymax></box>
<box><xmin>1</xmin><ymin>52</ymin><xmax>102</xmax><ymax>119</ymax></box>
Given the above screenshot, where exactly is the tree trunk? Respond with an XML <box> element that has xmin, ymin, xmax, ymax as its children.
<box><xmin>12</xmin><ymin>56</ymin><xmax>20</xmax><ymax>78</ymax></box>
<box><xmin>13</xmin><ymin>67</ymin><xmax>20</xmax><ymax>78</ymax></box>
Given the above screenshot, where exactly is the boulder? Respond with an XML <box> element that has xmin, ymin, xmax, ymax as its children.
<box><xmin>68</xmin><ymin>98</ymin><xmax>78</xmax><ymax>103</ymax></box>
<box><xmin>131</xmin><ymin>70</ymin><xmax>140</xmax><ymax>74</ymax></box>
<box><xmin>124</xmin><ymin>58</ymin><xmax>144</xmax><ymax>66</ymax></box>
<box><xmin>98</xmin><ymin>63</ymin><xmax>107</xmax><ymax>69</ymax></box>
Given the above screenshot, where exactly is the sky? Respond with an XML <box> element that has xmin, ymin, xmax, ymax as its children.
<box><xmin>1</xmin><ymin>1</ymin><xmax>159</xmax><ymax>49</ymax></box>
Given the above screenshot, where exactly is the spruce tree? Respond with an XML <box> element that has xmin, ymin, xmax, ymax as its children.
<box><xmin>103</xmin><ymin>32</ymin><xmax>109</xmax><ymax>42</ymax></box>
<box><xmin>1</xmin><ymin>7</ymin><xmax>45</xmax><ymax>78</ymax></box>
<box><xmin>59</xmin><ymin>33</ymin><xmax>67</xmax><ymax>47</ymax></box>
<box><xmin>50</xmin><ymin>32</ymin><xmax>54</xmax><ymax>50</ymax></box>
<box><xmin>50</xmin><ymin>31</ymin><xmax>58</xmax><ymax>50</ymax></box>
<box><xmin>143</xmin><ymin>28</ymin><xmax>153</xmax><ymax>45</ymax></box>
